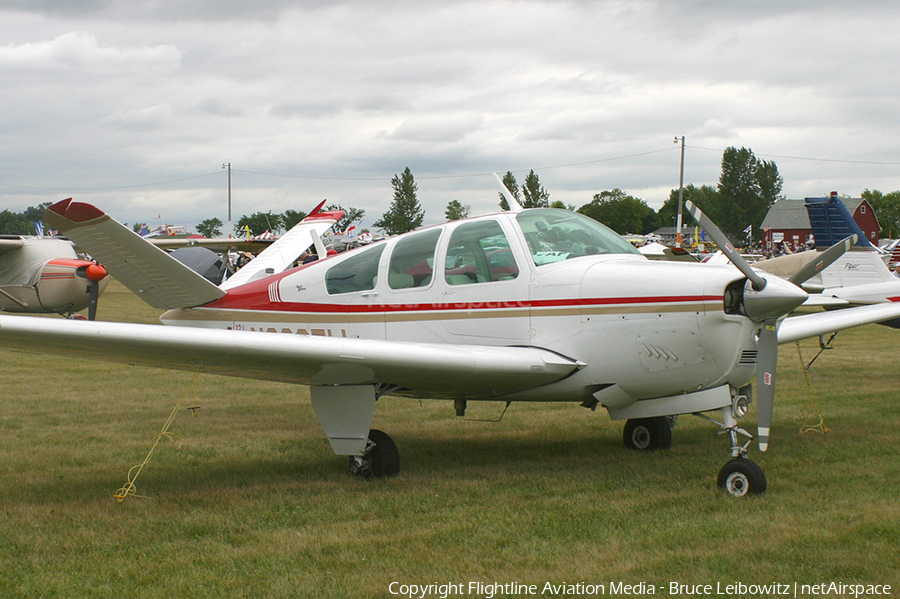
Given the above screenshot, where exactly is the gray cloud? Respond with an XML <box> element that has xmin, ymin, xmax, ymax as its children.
<box><xmin>2</xmin><ymin>0</ymin><xmax>900</xmax><ymax>230</ymax></box>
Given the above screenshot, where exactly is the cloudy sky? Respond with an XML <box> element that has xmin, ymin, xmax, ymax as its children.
<box><xmin>2</xmin><ymin>0</ymin><xmax>900</xmax><ymax>233</ymax></box>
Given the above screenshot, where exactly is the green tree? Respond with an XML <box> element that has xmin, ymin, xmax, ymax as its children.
<box><xmin>236</xmin><ymin>211</ymin><xmax>285</xmax><ymax>237</ymax></box>
<box><xmin>195</xmin><ymin>217</ymin><xmax>223</xmax><ymax>238</ymax></box>
<box><xmin>282</xmin><ymin>209</ymin><xmax>308</xmax><ymax>231</ymax></box>
<box><xmin>657</xmin><ymin>184</ymin><xmax>720</xmax><ymax>231</ymax></box>
<box><xmin>326</xmin><ymin>204</ymin><xmax>366</xmax><ymax>234</ymax></box>
<box><xmin>23</xmin><ymin>202</ymin><xmax>51</xmax><ymax>225</ymax></box>
<box><xmin>0</xmin><ymin>210</ymin><xmax>31</xmax><ymax>235</ymax></box>
<box><xmin>521</xmin><ymin>170</ymin><xmax>550</xmax><ymax>208</ymax></box>
<box><xmin>578</xmin><ymin>189</ymin><xmax>659</xmax><ymax>234</ymax></box>
<box><xmin>445</xmin><ymin>200</ymin><xmax>470</xmax><ymax>221</ymax></box>
<box><xmin>374</xmin><ymin>167</ymin><xmax>424</xmax><ymax>235</ymax></box>
<box><xmin>0</xmin><ymin>203</ymin><xmax>51</xmax><ymax>235</ymax></box>
<box><xmin>498</xmin><ymin>171</ymin><xmax>520</xmax><ymax>211</ymax></box>
<box><xmin>715</xmin><ymin>146</ymin><xmax>782</xmax><ymax>241</ymax></box>
<box><xmin>861</xmin><ymin>189</ymin><xmax>900</xmax><ymax>238</ymax></box>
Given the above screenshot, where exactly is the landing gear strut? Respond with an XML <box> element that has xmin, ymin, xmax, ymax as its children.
<box><xmin>349</xmin><ymin>429</ymin><xmax>400</xmax><ymax>478</ymax></box>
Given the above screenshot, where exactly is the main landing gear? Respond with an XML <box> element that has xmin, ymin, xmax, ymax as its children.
<box><xmin>349</xmin><ymin>429</ymin><xmax>400</xmax><ymax>478</ymax></box>
<box><xmin>622</xmin><ymin>416</ymin><xmax>672</xmax><ymax>450</ymax></box>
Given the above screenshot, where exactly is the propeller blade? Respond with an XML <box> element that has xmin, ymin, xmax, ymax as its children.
<box><xmin>788</xmin><ymin>234</ymin><xmax>857</xmax><ymax>286</ymax></box>
<box><xmin>756</xmin><ymin>318</ymin><xmax>778</xmax><ymax>451</ymax></box>
<box><xmin>84</xmin><ymin>262</ymin><xmax>106</xmax><ymax>321</ymax></box>
<box><xmin>685</xmin><ymin>200</ymin><xmax>768</xmax><ymax>291</ymax></box>
<box><xmin>88</xmin><ymin>281</ymin><xmax>99</xmax><ymax>321</ymax></box>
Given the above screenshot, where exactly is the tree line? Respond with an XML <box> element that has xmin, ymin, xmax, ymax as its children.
<box><xmin>5</xmin><ymin>147</ymin><xmax>900</xmax><ymax>242</ymax></box>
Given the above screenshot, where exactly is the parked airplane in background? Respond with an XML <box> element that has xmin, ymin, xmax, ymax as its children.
<box><xmin>0</xmin><ymin>235</ymin><xmax>108</xmax><ymax>319</ymax></box>
<box><xmin>2</xmin><ymin>192</ymin><xmax>899</xmax><ymax>496</ymax></box>
<box><xmin>755</xmin><ymin>196</ymin><xmax>900</xmax><ymax>326</ymax></box>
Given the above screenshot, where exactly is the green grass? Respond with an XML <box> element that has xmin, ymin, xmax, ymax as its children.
<box><xmin>1</xmin><ymin>281</ymin><xmax>899</xmax><ymax>597</ymax></box>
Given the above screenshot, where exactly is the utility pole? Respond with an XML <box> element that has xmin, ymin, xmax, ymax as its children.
<box><xmin>223</xmin><ymin>162</ymin><xmax>232</xmax><ymax>238</ymax></box>
<box><xmin>674</xmin><ymin>136</ymin><xmax>685</xmax><ymax>247</ymax></box>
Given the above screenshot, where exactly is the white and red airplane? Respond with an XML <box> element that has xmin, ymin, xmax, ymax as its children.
<box><xmin>0</xmin><ymin>234</ymin><xmax>108</xmax><ymax>319</ymax></box>
<box><xmin>2</xmin><ymin>192</ymin><xmax>899</xmax><ymax>496</ymax></box>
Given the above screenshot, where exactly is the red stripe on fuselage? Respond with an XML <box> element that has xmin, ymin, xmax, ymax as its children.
<box><xmin>204</xmin><ymin>291</ymin><xmax>721</xmax><ymax>315</ymax></box>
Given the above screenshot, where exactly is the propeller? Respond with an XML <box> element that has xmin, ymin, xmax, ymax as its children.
<box><xmin>685</xmin><ymin>201</ymin><xmax>836</xmax><ymax>452</ymax></box>
<box><xmin>78</xmin><ymin>262</ymin><xmax>108</xmax><ymax>320</ymax></box>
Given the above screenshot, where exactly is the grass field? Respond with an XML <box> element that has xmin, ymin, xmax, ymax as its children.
<box><xmin>1</xmin><ymin>280</ymin><xmax>898</xmax><ymax>598</ymax></box>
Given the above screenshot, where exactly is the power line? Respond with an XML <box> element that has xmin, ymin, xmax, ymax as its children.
<box><xmin>0</xmin><ymin>171</ymin><xmax>223</xmax><ymax>192</ymax></box>
<box><xmin>233</xmin><ymin>147</ymin><xmax>681</xmax><ymax>182</ymax></box>
<box><xmin>689</xmin><ymin>145</ymin><xmax>900</xmax><ymax>166</ymax></box>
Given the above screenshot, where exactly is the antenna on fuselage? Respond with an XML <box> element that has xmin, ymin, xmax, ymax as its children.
<box><xmin>492</xmin><ymin>172</ymin><xmax>524</xmax><ymax>212</ymax></box>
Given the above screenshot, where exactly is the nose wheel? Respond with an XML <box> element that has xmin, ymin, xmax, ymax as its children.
<box><xmin>718</xmin><ymin>457</ymin><xmax>766</xmax><ymax>496</ymax></box>
<box><xmin>696</xmin><ymin>404</ymin><xmax>768</xmax><ymax>496</ymax></box>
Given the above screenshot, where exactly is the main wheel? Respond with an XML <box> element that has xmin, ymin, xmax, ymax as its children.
<box><xmin>349</xmin><ymin>429</ymin><xmax>400</xmax><ymax>478</ymax></box>
<box><xmin>717</xmin><ymin>458</ymin><xmax>767</xmax><ymax>496</ymax></box>
<box><xmin>622</xmin><ymin>417</ymin><xmax>672</xmax><ymax>450</ymax></box>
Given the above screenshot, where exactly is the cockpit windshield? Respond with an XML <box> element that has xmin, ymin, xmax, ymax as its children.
<box><xmin>516</xmin><ymin>209</ymin><xmax>640</xmax><ymax>266</ymax></box>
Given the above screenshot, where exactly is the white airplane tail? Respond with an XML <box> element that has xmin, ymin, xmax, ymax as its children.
<box><xmin>805</xmin><ymin>196</ymin><xmax>897</xmax><ymax>289</ymax></box>
<box><xmin>219</xmin><ymin>202</ymin><xmax>343</xmax><ymax>290</ymax></box>
<box><xmin>44</xmin><ymin>199</ymin><xmax>225</xmax><ymax>310</ymax></box>
<box><xmin>44</xmin><ymin>199</ymin><xmax>346</xmax><ymax>310</ymax></box>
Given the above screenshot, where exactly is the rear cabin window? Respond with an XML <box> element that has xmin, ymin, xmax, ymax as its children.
<box><xmin>444</xmin><ymin>220</ymin><xmax>518</xmax><ymax>285</ymax></box>
<box><xmin>387</xmin><ymin>229</ymin><xmax>441</xmax><ymax>289</ymax></box>
<box><xmin>325</xmin><ymin>244</ymin><xmax>386</xmax><ymax>294</ymax></box>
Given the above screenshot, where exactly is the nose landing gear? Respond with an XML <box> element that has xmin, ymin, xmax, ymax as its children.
<box><xmin>697</xmin><ymin>405</ymin><xmax>767</xmax><ymax>496</ymax></box>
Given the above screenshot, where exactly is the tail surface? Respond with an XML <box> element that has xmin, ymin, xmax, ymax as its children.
<box><xmin>44</xmin><ymin>199</ymin><xmax>225</xmax><ymax>310</ymax></box>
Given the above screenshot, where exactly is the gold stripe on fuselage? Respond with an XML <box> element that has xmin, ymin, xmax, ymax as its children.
<box><xmin>162</xmin><ymin>300</ymin><xmax>720</xmax><ymax>326</ymax></box>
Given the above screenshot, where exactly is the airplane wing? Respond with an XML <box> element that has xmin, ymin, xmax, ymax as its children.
<box><xmin>44</xmin><ymin>199</ymin><xmax>225</xmax><ymax>310</ymax></box>
<box><xmin>219</xmin><ymin>207</ymin><xmax>344</xmax><ymax>291</ymax></box>
<box><xmin>778</xmin><ymin>302</ymin><xmax>900</xmax><ymax>344</ymax></box>
<box><xmin>0</xmin><ymin>314</ymin><xmax>582</xmax><ymax>399</ymax></box>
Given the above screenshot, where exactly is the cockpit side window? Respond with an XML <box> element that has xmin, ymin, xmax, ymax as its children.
<box><xmin>516</xmin><ymin>209</ymin><xmax>640</xmax><ymax>266</ymax></box>
<box><xmin>387</xmin><ymin>229</ymin><xmax>441</xmax><ymax>289</ymax></box>
<box><xmin>444</xmin><ymin>220</ymin><xmax>518</xmax><ymax>285</ymax></box>
<box><xmin>325</xmin><ymin>244</ymin><xmax>386</xmax><ymax>295</ymax></box>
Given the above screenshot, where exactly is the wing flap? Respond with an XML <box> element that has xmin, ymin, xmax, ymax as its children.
<box><xmin>0</xmin><ymin>315</ymin><xmax>581</xmax><ymax>398</ymax></box>
<box><xmin>44</xmin><ymin>199</ymin><xmax>225</xmax><ymax>310</ymax></box>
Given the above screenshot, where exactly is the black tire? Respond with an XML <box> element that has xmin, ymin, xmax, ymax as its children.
<box><xmin>717</xmin><ymin>458</ymin><xmax>767</xmax><ymax>496</ymax></box>
<box><xmin>348</xmin><ymin>429</ymin><xmax>400</xmax><ymax>478</ymax></box>
<box><xmin>622</xmin><ymin>417</ymin><xmax>672</xmax><ymax>450</ymax></box>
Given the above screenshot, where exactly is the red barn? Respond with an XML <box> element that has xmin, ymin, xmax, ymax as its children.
<box><xmin>761</xmin><ymin>193</ymin><xmax>880</xmax><ymax>252</ymax></box>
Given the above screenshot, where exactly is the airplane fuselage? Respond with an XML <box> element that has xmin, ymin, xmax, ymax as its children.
<box><xmin>161</xmin><ymin>209</ymin><xmax>758</xmax><ymax>408</ymax></box>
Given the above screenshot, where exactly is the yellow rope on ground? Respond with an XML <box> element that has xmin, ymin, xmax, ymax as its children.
<box><xmin>794</xmin><ymin>341</ymin><xmax>830</xmax><ymax>436</ymax></box>
<box><xmin>114</xmin><ymin>371</ymin><xmax>201</xmax><ymax>502</ymax></box>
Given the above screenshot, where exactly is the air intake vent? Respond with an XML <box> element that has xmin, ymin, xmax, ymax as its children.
<box><xmin>739</xmin><ymin>350</ymin><xmax>758</xmax><ymax>365</ymax></box>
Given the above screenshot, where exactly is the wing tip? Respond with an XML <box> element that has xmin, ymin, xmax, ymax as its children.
<box><xmin>47</xmin><ymin>198</ymin><xmax>107</xmax><ymax>224</ymax></box>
